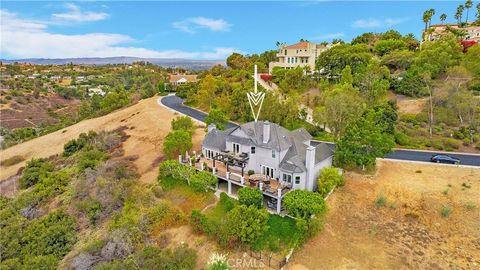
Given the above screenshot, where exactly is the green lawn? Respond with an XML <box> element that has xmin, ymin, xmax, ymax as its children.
<box><xmin>254</xmin><ymin>214</ymin><xmax>300</xmax><ymax>253</ymax></box>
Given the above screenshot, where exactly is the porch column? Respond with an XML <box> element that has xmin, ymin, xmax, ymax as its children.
<box><xmin>277</xmin><ymin>188</ymin><xmax>282</xmax><ymax>214</ymax></box>
<box><xmin>240</xmin><ymin>176</ymin><xmax>244</xmax><ymax>185</ymax></box>
<box><xmin>200</xmin><ymin>162</ymin><xmax>204</xmax><ymax>171</ymax></box>
<box><xmin>178</xmin><ymin>154</ymin><xmax>182</xmax><ymax>163</ymax></box>
<box><xmin>228</xmin><ymin>181</ymin><xmax>232</xmax><ymax>195</ymax></box>
<box><xmin>213</xmin><ymin>167</ymin><xmax>217</xmax><ymax>175</ymax></box>
<box><xmin>189</xmin><ymin>157</ymin><xmax>192</xmax><ymax>166</ymax></box>
<box><xmin>259</xmin><ymin>182</ymin><xmax>264</xmax><ymax>191</ymax></box>
<box><xmin>226</xmin><ymin>171</ymin><xmax>230</xmax><ymax>180</ymax></box>
<box><xmin>241</xmin><ymin>165</ymin><xmax>244</xmax><ymax>177</ymax></box>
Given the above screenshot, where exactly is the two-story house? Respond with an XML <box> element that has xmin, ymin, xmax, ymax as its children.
<box><xmin>268</xmin><ymin>41</ymin><xmax>329</xmax><ymax>74</ymax></box>
<box><xmin>201</xmin><ymin>120</ymin><xmax>333</xmax><ymax>192</ymax></box>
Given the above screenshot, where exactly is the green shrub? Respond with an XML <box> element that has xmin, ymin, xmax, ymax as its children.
<box><xmin>78</xmin><ymin>149</ymin><xmax>108</xmax><ymax>171</ymax></box>
<box><xmin>464</xmin><ymin>202</ymin><xmax>476</xmax><ymax>210</ymax></box>
<box><xmin>171</xmin><ymin>116</ymin><xmax>195</xmax><ymax>134</ymax></box>
<box><xmin>190</xmin><ymin>210</ymin><xmax>212</xmax><ymax>234</ymax></box>
<box><xmin>375</xmin><ymin>195</ymin><xmax>387</xmax><ymax>207</ymax></box>
<box><xmin>317</xmin><ymin>167</ymin><xmax>344</xmax><ymax>197</ymax></box>
<box><xmin>78</xmin><ymin>199</ymin><xmax>103</xmax><ymax>225</ymax></box>
<box><xmin>441</xmin><ymin>138</ymin><xmax>460</xmax><ymax>151</ymax></box>
<box><xmin>283</xmin><ymin>190</ymin><xmax>326</xmax><ymax>219</ymax></box>
<box><xmin>394</xmin><ymin>132</ymin><xmax>411</xmax><ymax>146</ymax></box>
<box><xmin>190</xmin><ymin>171</ymin><xmax>218</xmax><ymax>192</ymax></box>
<box><xmin>21</xmin><ymin>210</ymin><xmax>77</xmax><ymax>259</ymax></box>
<box><xmin>219</xmin><ymin>192</ymin><xmax>234</xmax><ymax>211</ymax></box>
<box><xmin>19</xmin><ymin>158</ymin><xmax>55</xmax><ymax>189</ymax></box>
<box><xmin>238</xmin><ymin>187</ymin><xmax>263</xmax><ymax>208</ymax></box>
<box><xmin>440</xmin><ymin>206</ymin><xmax>451</xmax><ymax>217</ymax></box>
<box><xmin>158</xmin><ymin>160</ymin><xmax>195</xmax><ymax>184</ymax></box>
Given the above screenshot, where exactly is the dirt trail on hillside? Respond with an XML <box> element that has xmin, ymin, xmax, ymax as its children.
<box><xmin>0</xmin><ymin>96</ymin><xmax>205</xmax><ymax>186</ymax></box>
<box><xmin>288</xmin><ymin>160</ymin><xmax>480</xmax><ymax>270</ymax></box>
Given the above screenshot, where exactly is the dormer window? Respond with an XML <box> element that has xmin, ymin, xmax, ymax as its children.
<box><xmin>272</xmin><ymin>150</ymin><xmax>276</xmax><ymax>158</ymax></box>
<box><xmin>251</xmin><ymin>146</ymin><xmax>256</xmax><ymax>154</ymax></box>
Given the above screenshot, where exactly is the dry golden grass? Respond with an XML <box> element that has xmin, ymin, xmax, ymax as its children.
<box><xmin>289</xmin><ymin>160</ymin><xmax>480</xmax><ymax>269</ymax></box>
<box><xmin>0</xmin><ymin>96</ymin><xmax>205</xmax><ymax>184</ymax></box>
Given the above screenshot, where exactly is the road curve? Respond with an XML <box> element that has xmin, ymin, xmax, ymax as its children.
<box><xmin>160</xmin><ymin>95</ymin><xmax>480</xmax><ymax>167</ymax></box>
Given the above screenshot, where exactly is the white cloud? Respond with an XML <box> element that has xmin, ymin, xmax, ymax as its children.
<box><xmin>0</xmin><ymin>9</ymin><xmax>239</xmax><ymax>60</ymax></box>
<box><xmin>52</xmin><ymin>3</ymin><xmax>109</xmax><ymax>23</ymax></box>
<box><xmin>352</xmin><ymin>17</ymin><xmax>408</xmax><ymax>28</ymax></box>
<box><xmin>312</xmin><ymin>32</ymin><xmax>344</xmax><ymax>40</ymax></box>
<box><xmin>173</xmin><ymin>17</ymin><xmax>231</xmax><ymax>33</ymax></box>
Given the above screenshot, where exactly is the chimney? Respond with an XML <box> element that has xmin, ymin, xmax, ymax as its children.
<box><xmin>208</xmin><ymin>124</ymin><xmax>216</xmax><ymax>133</ymax></box>
<box><xmin>263</xmin><ymin>121</ymin><xmax>270</xmax><ymax>144</ymax></box>
<box><xmin>305</xmin><ymin>144</ymin><xmax>316</xmax><ymax>191</ymax></box>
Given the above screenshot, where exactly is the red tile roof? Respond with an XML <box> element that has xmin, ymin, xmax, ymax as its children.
<box><xmin>285</xmin><ymin>41</ymin><xmax>311</xmax><ymax>49</ymax></box>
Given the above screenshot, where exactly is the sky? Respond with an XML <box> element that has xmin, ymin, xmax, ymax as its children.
<box><xmin>0</xmin><ymin>1</ymin><xmax>467</xmax><ymax>60</ymax></box>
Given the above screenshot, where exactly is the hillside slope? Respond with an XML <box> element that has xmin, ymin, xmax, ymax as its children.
<box><xmin>0</xmin><ymin>96</ymin><xmax>205</xmax><ymax>185</ymax></box>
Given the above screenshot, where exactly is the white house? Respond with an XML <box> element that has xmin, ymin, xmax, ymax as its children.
<box><xmin>201</xmin><ymin>121</ymin><xmax>333</xmax><ymax>192</ymax></box>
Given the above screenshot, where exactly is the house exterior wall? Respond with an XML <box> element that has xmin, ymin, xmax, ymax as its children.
<box><xmin>268</xmin><ymin>42</ymin><xmax>328</xmax><ymax>73</ymax></box>
<box><xmin>311</xmin><ymin>155</ymin><xmax>334</xmax><ymax>191</ymax></box>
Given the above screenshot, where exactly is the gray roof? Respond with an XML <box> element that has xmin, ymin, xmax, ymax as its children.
<box><xmin>203</xmin><ymin>121</ymin><xmax>333</xmax><ymax>173</ymax></box>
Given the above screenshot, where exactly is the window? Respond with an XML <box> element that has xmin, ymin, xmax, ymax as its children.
<box><xmin>295</xmin><ymin>176</ymin><xmax>300</xmax><ymax>185</ymax></box>
<box><xmin>272</xmin><ymin>150</ymin><xmax>276</xmax><ymax>158</ymax></box>
<box><xmin>233</xmin><ymin>143</ymin><xmax>240</xmax><ymax>154</ymax></box>
<box><xmin>283</xmin><ymin>174</ymin><xmax>292</xmax><ymax>183</ymax></box>
<box><xmin>251</xmin><ymin>146</ymin><xmax>256</xmax><ymax>154</ymax></box>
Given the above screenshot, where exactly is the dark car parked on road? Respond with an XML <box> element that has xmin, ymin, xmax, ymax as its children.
<box><xmin>430</xmin><ymin>154</ymin><xmax>460</xmax><ymax>164</ymax></box>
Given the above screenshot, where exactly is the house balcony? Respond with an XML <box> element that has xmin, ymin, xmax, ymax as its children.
<box><xmin>180</xmin><ymin>153</ymin><xmax>291</xmax><ymax>198</ymax></box>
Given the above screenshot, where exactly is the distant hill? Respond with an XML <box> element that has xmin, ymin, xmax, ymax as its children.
<box><xmin>0</xmin><ymin>57</ymin><xmax>224</xmax><ymax>70</ymax></box>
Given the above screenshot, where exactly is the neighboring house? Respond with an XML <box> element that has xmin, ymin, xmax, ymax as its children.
<box><xmin>168</xmin><ymin>74</ymin><xmax>198</xmax><ymax>90</ymax></box>
<box><xmin>268</xmin><ymin>41</ymin><xmax>330</xmax><ymax>74</ymax></box>
<box><xmin>88</xmin><ymin>87</ymin><xmax>106</xmax><ymax>97</ymax></box>
<box><xmin>201</xmin><ymin>120</ymin><xmax>333</xmax><ymax>192</ymax></box>
<box><xmin>423</xmin><ymin>24</ymin><xmax>480</xmax><ymax>42</ymax></box>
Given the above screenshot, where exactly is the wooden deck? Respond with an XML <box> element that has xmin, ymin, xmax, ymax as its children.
<box><xmin>188</xmin><ymin>156</ymin><xmax>291</xmax><ymax>197</ymax></box>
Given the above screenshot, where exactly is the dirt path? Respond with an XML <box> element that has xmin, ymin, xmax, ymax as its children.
<box><xmin>0</xmin><ymin>96</ymin><xmax>205</xmax><ymax>186</ymax></box>
<box><xmin>288</xmin><ymin>160</ymin><xmax>480</xmax><ymax>269</ymax></box>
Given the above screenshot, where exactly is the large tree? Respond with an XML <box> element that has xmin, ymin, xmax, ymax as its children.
<box><xmin>171</xmin><ymin>116</ymin><xmax>195</xmax><ymax>134</ymax></box>
<box><xmin>314</xmin><ymin>84</ymin><xmax>365</xmax><ymax>138</ymax></box>
<box><xmin>227</xmin><ymin>205</ymin><xmax>269</xmax><ymax>245</ymax></box>
<box><xmin>355</xmin><ymin>59</ymin><xmax>390</xmax><ymax>106</ymax></box>
<box><xmin>416</xmin><ymin>35</ymin><xmax>463</xmax><ymax>78</ymax></box>
<box><xmin>197</xmin><ymin>74</ymin><xmax>217</xmax><ymax>111</ymax></box>
<box><xmin>315</xmin><ymin>44</ymin><xmax>372</xmax><ymax>78</ymax></box>
<box><xmin>334</xmin><ymin>109</ymin><xmax>395</xmax><ymax>169</ymax></box>
<box><xmin>282</xmin><ymin>190</ymin><xmax>326</xmax><ymax>219</ymax></box>
<box><xmin>162</xmin><ymin>130</ymin><xmax>192</xmax><ymax>159</ymax></box>
<box><xmin>205</xmin><ymin>108</ymin><xmax>228</xmax><ymax>130</ymax></box>
<box><xmin>238</xmin><ymin>187</ymin><xmax>263</xmax><ymax>208</ymax></box>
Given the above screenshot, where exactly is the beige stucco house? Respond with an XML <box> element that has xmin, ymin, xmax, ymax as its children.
<box><xmin>268</xmin><ymin>41</ymin><xmax>329</xmax><ymax>74</ymax></box>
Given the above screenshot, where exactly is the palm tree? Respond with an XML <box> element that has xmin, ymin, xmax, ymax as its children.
<box><xmin>456</xmin><ymin>5</ymin><xmax>465</xmax><ymax>24</ymax></box>
<box><xmin>440</xmin><ymin>13</ymin><xmax>447</xmax><ymax>24</ymax></box>
<box><xmin>428</xmin><ymin>9</ymin><xmax>436</xmax><ymax>27</ymax></box>
<box><xmin>476</xmin><ymin>3</ymin><xmax>480</xmax><ymax>23</ymax></box>
<box><xmin>423</xmin><ymin>10</ymin><xmax>432</xmax><ymax>30</ymax></box>
<box><xmin>465</xmin><ymin>0</ymin><xmax>473</xmax><ymax>23</ymax></box>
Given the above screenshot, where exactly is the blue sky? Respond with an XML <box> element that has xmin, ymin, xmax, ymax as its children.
<box><xmin>0</xmin><ymin>1</ymin><xmax>466</xmax><ymax>59</ymax></box>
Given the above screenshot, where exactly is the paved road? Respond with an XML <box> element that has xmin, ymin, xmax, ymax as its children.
<box><xmin>160</xmin><ymin>95</ymin><xmax>480</xmax><ymax>167</ymax></box>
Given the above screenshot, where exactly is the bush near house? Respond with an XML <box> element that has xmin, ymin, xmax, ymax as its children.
<box><xmin>282</xmin><ymin>190</ymin><xmax>327</xmax><ymax>220</ymax></box>
<box><xmin>238</xmin><ymin>187</ymin><xmax>263</xmax><ymax>208</ymax></box>
<box><xmin>317</xmin><ymin>167</ymin><xmax>345</xmax><ymax>197</ymax></box>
